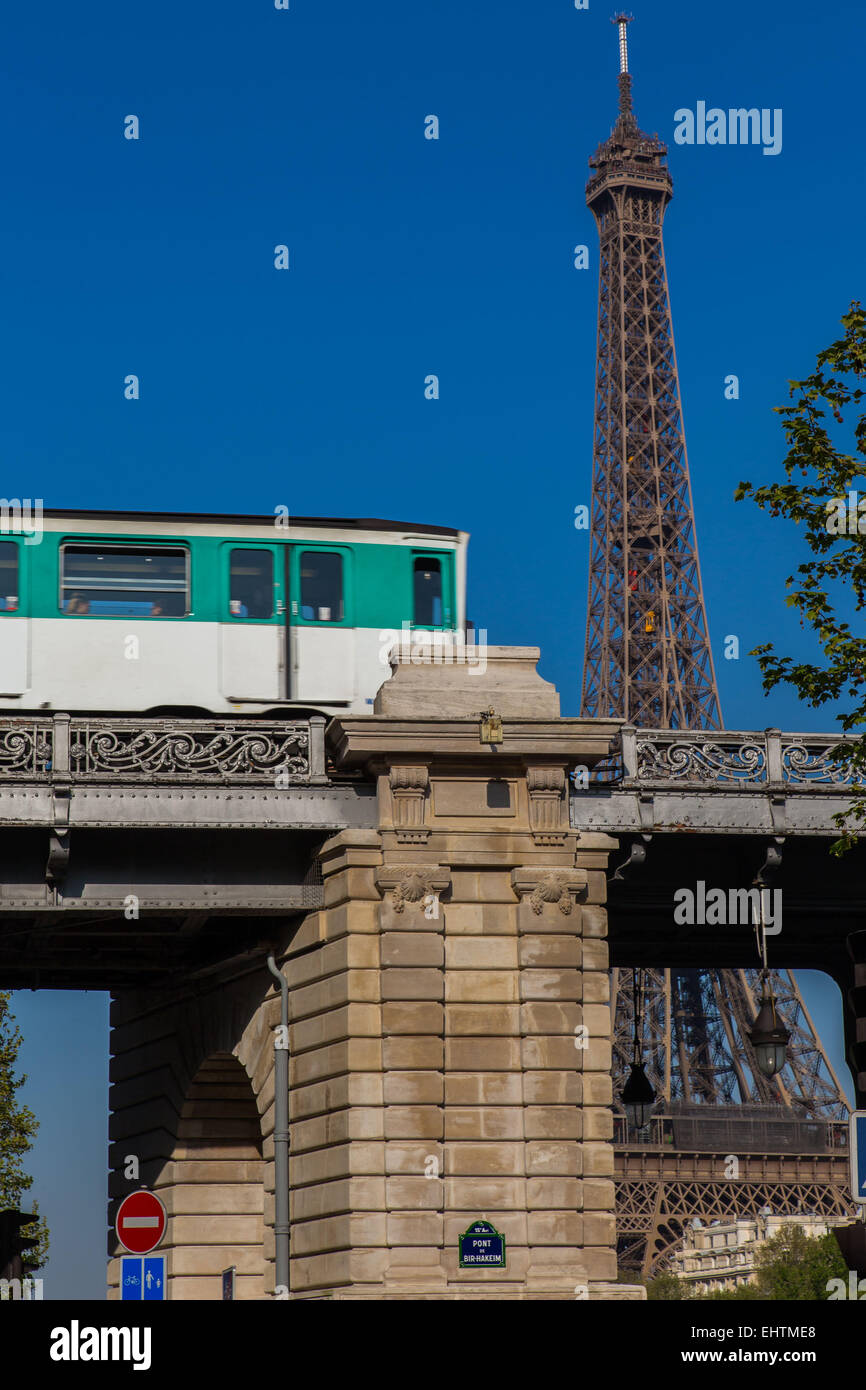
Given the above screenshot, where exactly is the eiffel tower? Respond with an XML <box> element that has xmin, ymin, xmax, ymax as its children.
<box><xmin>580</xmin><ymin>16</ymin><xmax>852</xmax><ymax>1275</ymax></box>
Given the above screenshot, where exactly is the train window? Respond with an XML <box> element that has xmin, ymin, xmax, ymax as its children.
<box><xmin>413</xmin><ymin>558</ymin><xmax>442</xmax><ymax>626</ymax></box>
<box><xmin>60</xmin><ymin>544</ymin><xmax>189</xmax><ymax>617</ymax></box>
<box><xmin>229</xmin><ymin>549</ymin><xmax>273</xmax><ymax>619</ymax></box>
<box><xmin>0</xmin><ymin>542</ymin><xmax>19</xmax><ymax>613</ymax></box>
<box><xmin>300</xmin><ymin>551</ymin><xmax>343</xmax><ymax>622</ymax></box>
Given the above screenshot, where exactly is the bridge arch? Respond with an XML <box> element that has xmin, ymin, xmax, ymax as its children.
<box><xmin>164</xmin><ymin>1052</ymin><xmax>265</xmax><ymax>1300</ymax></box>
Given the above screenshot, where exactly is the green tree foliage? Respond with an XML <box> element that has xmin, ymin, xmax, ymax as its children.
<box><xmin>700</xmin><ymin>1283</ymin><xmax>762</xmax><ymax>1300</ymax></box>
<box><xmin>735</xmin><ymin>301</ymin><xmax>866</xmax><ymax>852</ymax></box>
<box><xmin>752</xmin><ymin>1223</ymin><xmax>847</xmax><ymax>1300</ymax></box>
<box><xmin>0</xmin><ymin>992</ymin><xmax>49</xmax><ymax>1269</ymax></box>
<box><xmin>645</xmin><ymin>1271</ymin><xmax>691</xmax><ymax>1300</ymax></box>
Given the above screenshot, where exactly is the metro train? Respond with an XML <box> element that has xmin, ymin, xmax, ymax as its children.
<box><xmin>0</xmin><ymin>510</ymin><xmax>469</xmax><ymax>717</ymax></box>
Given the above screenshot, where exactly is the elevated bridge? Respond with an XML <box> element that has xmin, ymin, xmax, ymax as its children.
<box><xmin>0</xmin><ymin>654</ymin><xmax>863</xmax><ymax>1298</ymax></box>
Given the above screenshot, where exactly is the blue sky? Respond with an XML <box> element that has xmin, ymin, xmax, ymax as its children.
<box><xmin>2</xmin><ymin>0</ymin><xmax>863</xmax><ymax>1296</ymax></box>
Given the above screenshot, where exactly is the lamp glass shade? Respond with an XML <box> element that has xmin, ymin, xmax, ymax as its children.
<box><xmin>622</xmin><ymin>1061</ymin><xmax>656</xmax><ymax>1130</ymax></box>
<box><xmin>748</xmin><ymin>994</ymin><xmax>790</xmax><ymax>1079</ymax></box>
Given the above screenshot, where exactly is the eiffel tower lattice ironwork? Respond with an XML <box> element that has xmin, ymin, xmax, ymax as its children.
<box><xmin>580</xmin><ymin>13</ymin><xmax>721</xmax><ymax>731</ymax></box>
<box><xmin>579</xmin><ymin>16</ymin><xmax>854</xmax><ymax>1278</ymax></box>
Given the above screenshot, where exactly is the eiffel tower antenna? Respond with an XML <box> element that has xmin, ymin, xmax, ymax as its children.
<box><xmin>613</xmin><ymin>12</ymin><xmax>634</xmax><ymax>118</ymax></box>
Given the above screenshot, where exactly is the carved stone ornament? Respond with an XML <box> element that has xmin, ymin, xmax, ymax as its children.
<box><xmin>530</xmin><ymin>873</ymin><xmax>574</xmax><ymax>916</ymax></box>
<box><xmin>511</xmin><ymin>867</ymin><xmax>587</xmax><ymax>916</ymax></box>
<box><xmin>526</xmin><ymin>765</ymin><xmax>567</xmax><ymax>846</ymax></box>
<box><xmin>389</xmin><ymin>764</ymin><xmax>430</xmax><ymax>844</ymax></box>
<box><xmin>375</xmin><ymin>863</ymin><xmax>450</xmax><ymax>913</ymax></box>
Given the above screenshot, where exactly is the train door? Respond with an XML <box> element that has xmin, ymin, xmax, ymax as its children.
<box><xmin>411</xmin><ymin>550</ymin><xmax>454</xmax><ymax>632</ymax></box>
<box><xmin>0</xmin><ymin>540</ymin><xmax>29</xmax><ymax>696</ymax></box>
<box><xmin>219</xmin><ymin>543</ymin><xmax>285</xmax><ymax>700</ymax></box>
<box><xmin>288</xmin><ymin>545</ymin><xmax>355</xmax><ymax>706</ymax></box>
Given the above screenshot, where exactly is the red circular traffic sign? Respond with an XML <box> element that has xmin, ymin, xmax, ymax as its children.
<box><xmin>116</xmin><ymin>1190</ymin><xmax>167</xmax><ymax>1255</ymax></box>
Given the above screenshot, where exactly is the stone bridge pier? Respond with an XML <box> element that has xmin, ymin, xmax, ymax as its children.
<box><xmin>107</xmin><ymin>648</ymin><xmax>643</xmax><ymax>1299</ymax></box>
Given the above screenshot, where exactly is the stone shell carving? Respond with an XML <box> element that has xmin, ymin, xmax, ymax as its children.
<box><xmin>529</xmin><ymin>873</ymin><xmax>575</xmax><ymax>916</ymax></box>
<box><xmin>392</xmin><ymin>870</ymin><xmax>438</xmax><ymax>913</ymax></box>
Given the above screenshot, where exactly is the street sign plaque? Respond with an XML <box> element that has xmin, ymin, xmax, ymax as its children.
<box><xmin>458</xmin><ymin>1219</ymin><xmax>506</xmax><ymax>1269</ymax></box>
<box><xmin>122</xmin><ymin>1253</ymin><xmax>166</xmax><ymax>1300</ymax></box>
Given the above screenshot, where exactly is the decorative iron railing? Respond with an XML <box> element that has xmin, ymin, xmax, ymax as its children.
<box><xmin>590</xmin><ymin>727</ymin><xmax>860</xmax><ymax>790</ymax></box>
<box><xmin>0</xmin><ymin>714</ymin><xmax>327</xmax><ymax>785</ymax></box>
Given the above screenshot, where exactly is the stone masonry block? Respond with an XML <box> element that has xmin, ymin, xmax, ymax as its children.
<box><xmin>522</xmin><ymin>1071</ymin><xmax>582</xmax><ymax>1105</ymax></box>
<box><xmin>386</xmin><ymin>1213</ymin><xmax>444</xmax><ymax>1246</ymax></box>
<box><xmin>444</xmin><ymin>1178</ymin><xmax>526</xmax><ymax>1209</ymax></box>
<box><xmin>445</xmin><ymin>938</ymin><xmax>518</xmax><ymax>969</ymax></box>
<box><xmin>384</xmin><ymin>1107</ymin><xmax>444</xmax><ymax>1140</ymax></box>
<box><xmin>519</xmin><ymin>970</ymin><xmax>582</xmax><ymax>1002</ymax></box>
<box><xmin>582</xmin><ymin>1108</ymin><xmax>614</xmax><ymax>1141</ymax></box>
<box><xmin>581</xmin><ymin>1003</ymin><xmax>611</xmax><ymax>1037</ymax></box>
<box><xmin>578</xmin><ymin>904</ymin><xmax>607</xmax><ymax>938</ymax></box>
<box><xmin>290</xmin><ymin>1003</ymin><xmax>381</xmax><ymax>1054</ymax></box>
<box><xmin>581</xmin><ymin>1247</ymin><xmax>617</xmax><ymax>1282</ymax></box>
<box><xmin>445</xmin><ymin>1038</ymin><xmax>520</xmax><ymax>1071</ymax></box>
<box><xmin>291</xmin><ymin>1073</ymin><xmax>383</xmax><ymax>1120</ymax></box>
<box><xmin>526</xmin><ymin>1142</ymin><xmax>582</xmax><ymax>1176</ymax></box>
<box><xmin>381</xmin><ymin>933</ymin><xmax>444</xmax><ymax>968</ymax></box>
<box><xmin>383</xmin><ymin>1037</ymin><xmax>444</xmax><ymax>1070</ymax></box>
<box><xmin>382</xmin><ymin>968</ymin><xmax>444</xmax><ymax>1001</ymax></box>
<box><xmin>582</xmin><ymin>1072</ymin><xmax>613</xmax><ymax>1106</ymax></box>
<box><xmin>527</xmin><ymin>1212</ymin><xmax>583</xmax><ymax>1246</ymax></box>
<box><xmin>383</xmin><ymin>1071</ymin><xmax>444</xmax><ymax>1105</ymax></box>
<box><xmin>581</xmin><ymin>972</ymin><xmax>610</xmax><ymax>1003</ymax></box>
<box><xmin>443</xmin><ymin>1141</ymin><xmax>524</xmax><ymax>1175</ymax></box>
<box><xmin>445</xmin><ymin>1004</ymin><xmax>520</xmax><ymax>1036</ymax></box>
<box><xmin>583</xmin><ymin>1213</ymin><xmax>616</xmax><ymax>1246</ymax></box>
<box><xmin>581</xmin><ymin>1143</ymin><xmax>614</xmax><ymax>1177</ymax></box>
<box><xmin>521</xmin><ymin>1036</ymin><xmax>584</xmax><ymax>1070</ymax></box>
<box><xmin>444</xmin><ymin>1072</ymin><xmax>523</xmax><ymax>1105</ymax></box>
<box><xmin>520</xmin><ymin>1002</ymin><xmax>581</xmax><ymax>1035</ymax></box>
<box><xmin>385</xmin><ymin>1177</ymin><xmax>444</xmax><ymax>1210</ymax></box>
<box><xmin>285</xmin><ymin>935</ymin><xmax>379</xmax><ymax>991</ymax></box>
<box><xmin>444</xmin><ymin>971</ymin><xmax>518</xmax><ymax>1003</ymax></box>
<box><xmin>526</xmin><ymin>1178</ymin><xmax>582</xmax><ymax>1210</ymax></box>
<box><xmin>385</xmin><ymin>1142</ymin><xmax>443</xmax><ymax>1176</ymax></box>
<box><xmin>443</xmin><ymin>1107</ymin><xmax>524</xmax><ymax>1140</ymax></box>
<box><xmin>382</xmin><ymin>1002</ymin><xmax>444</xmax><ymax>1036</ymax></box>
<box><xmin>525</xmin><ymin>1106</ymin><xmax>582</xmax><ymax>1140</ymax></box>
<box><xmin>290</xmin><ymin>1213</ymin><xmax>387</xmax><ymax>1256</ymax></box>
<box><xmin>581</xmin><ymin>939</ymin><xmax>609</xmax><ymax>971</ymax></box>
<box><xmin>290</xmin><ymin>1178</ymin><xmax>386</xmax><ymax>1222</ymax></box>
<box><xmin>518</xmin><ymin>936</ymin><xmax>582</xmax><ymax>968</ymax></box>
<box><xmin>582</xmin><ymin>1179</ymin><xmax>615</xmax><ymax>1211</ymax></box>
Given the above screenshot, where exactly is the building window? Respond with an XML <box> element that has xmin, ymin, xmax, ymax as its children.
<box><xmin>300</xmin><ymin>551</ymin><xmax>343</xmax><ymax>622</ymax></box>
<box><xmin>229</xmin><ymin>550</ymin><xmax>274</xmax><ymax>619</ymax></box>
<box><xmin>61</xmin><ymin>544</ymin><xmax>189</xmax><ymax>616</ymax></box>
<box><xmin>0</xmin><ymin>541</ymin><xmax>19</xmax><ymax>613</ymax></box>
<box><xmin>413</xmin><ymin>557</ymin><xmax>443</xmax><ymax>626</ymax></box>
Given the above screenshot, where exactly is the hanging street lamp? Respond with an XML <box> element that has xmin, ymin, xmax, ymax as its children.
<box><xmin>748</xmin><ymin>974</ymin><xmax>790</xmax><ymax>1078</ymax></box>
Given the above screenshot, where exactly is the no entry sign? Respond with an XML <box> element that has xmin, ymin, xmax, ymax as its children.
<box><xmin>116</xmin><ymin>1190</ymin><xmax>167</xmax><ymax>1255</ymax></box>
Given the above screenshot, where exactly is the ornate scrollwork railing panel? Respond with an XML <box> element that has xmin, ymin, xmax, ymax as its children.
<box><xmin>0</xmin><ymin>720</ymin><xmax>53</xmax><ymax>777</ymax></box>
<box><xmin>634</xmin><ymin>737</ymin><xmax>768</xmax><ymax>785</ymax></box>
<box><xmin>781</xmin><ymin>740</ymin><xmax>857</xmax><ymax>786</ymax></box>
<box><xmin>68</xmin><ymin>719</ymin><xmax>312</xmax><ymax>783</ymax></box>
